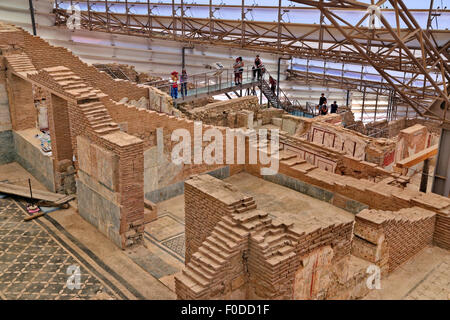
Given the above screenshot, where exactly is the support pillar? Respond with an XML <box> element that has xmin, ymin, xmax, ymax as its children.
<box><xmin>6</xmin><ymin>73</ymin><xmax>36</xmax><ymax>131</ymax></box>
<box><xmin>47</xmin><ymin>93</ymin><xmax>75</xmax><ymax>194</ymax></box>
<box><xmin>432</xmin><ymin>125</ymin><xmax>450</xmax><ymax>197</ymax></box>
<box><xmin>419</xmin><ymin>158</ymin><xmax>429</xmax><ymax>193</ymax></box>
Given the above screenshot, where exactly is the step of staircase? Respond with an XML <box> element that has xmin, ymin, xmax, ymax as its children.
<box><xmin>198</xmin><ymin>245</ymin><xmax>227</xmax><ymax>265</ymax></box>
<box><xmin>182</xmin><ymin>268</ymin><xmax>210</xmax><ymax>287</ymax></box>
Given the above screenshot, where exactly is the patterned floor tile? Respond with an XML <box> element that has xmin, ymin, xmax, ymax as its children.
<box><xmin>0</xmin><ymin>198</ymin><xmax>112</xmax><ymax>300</ymax></box>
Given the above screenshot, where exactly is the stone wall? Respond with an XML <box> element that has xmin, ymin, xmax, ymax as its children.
<box><xmin>0</xmin><ymin>63</ymin><xmax>13</xmax><ymax>165</ymax></box>
<box><xmin>76</xmin><ymin>136</ymin><xmax>123</xmax><ymax>247</ymax></box>
<box><xmin>279</xmin><ymin>134</ymin><xmax>408</xmax><ymax>184</ymax></box>
<box><xmin>184</xmin><ymin>174</ymin><xmax>256</xmax><ymax>263</ymax></box>
<box><xmin>0</xmin><ymin>71</ymin><xmax>11</xmax><ymax>132</ymax></box>
<box><xmin>186</xmin><ymin>96</ymin><xmax>259</xmax><ymax>127</ymax></box>
<box><xmin>352</xmin><ymin>207</ymin><xmax>436</xmax><ymax>273</ymax></box>
<box><xmin>148</xmin><ymin>86</ymin><xmax>175</xmax><ymax>114</ymax></box>
<box><xmin>245</xmin><ymin>152</ymin><xmax>450</xmax><ymax>250</ymax></box>
<box><xmin>0</xmin><ymin>130</ymin><xmax>14</xmax><ymax>165</ymax></box>
<box><xmin>395</xmin><ymin>124</ymin><xmax>430</xmax><ymax>164</ymax></box>
<box><xmin>104</xmin><ymin>99</ymin><xmax>248</xmax><ymax>202</ymax></box>
<box><xmin>13</xmin><ymin>130</ymin><xmax>55</xmax><ymax>191</ymax></box>
<box><xmin>20</xmin><ymin>30</ymin><xmax>148</xmax><ymax>102</ymax></box>
<box><xmin>176</xmin><ymin>174</ymin><xmax>368</xmax><ymax>300</ymax></box>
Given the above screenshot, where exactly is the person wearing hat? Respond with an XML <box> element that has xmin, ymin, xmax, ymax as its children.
<box><xmin>170</xmin><ymin>71</ymin><xmax>179</xmax><ymax>99</ymax></box>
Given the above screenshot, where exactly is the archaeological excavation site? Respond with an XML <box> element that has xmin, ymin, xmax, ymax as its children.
<box><xmin>0</xmin><ymin>0</ymin><xmax>449</xmax><ymax>304</ymax></box>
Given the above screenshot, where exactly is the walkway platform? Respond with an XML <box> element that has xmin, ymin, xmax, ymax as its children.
<box><xmin>173</xmin><ymin>79</ymin><xmax>259</xmax><ymax>104</ymax></box>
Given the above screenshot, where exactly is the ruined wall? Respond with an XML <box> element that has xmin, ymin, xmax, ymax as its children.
<box><xmin>176</xmin><ymin>174</ymin><xmax>367</xmax><ymax>300</ymax></box>
<box><xmin>257</xmin><ymin>108</ymin><xmax>284</xmax><ymax>125</ymax></box>
<box><xmin>19</xmin><ymin>31</ymin><xmax>148</xmax><ymax>102</ymax></box>
<box><xmin>104</xmin><ymin>99</ymin><xmax>246</xmax><ymax>202</ymax></box>
<box><xmin>352</xmin><ymin>207</ymin><xmax>435</xmax><ymax>273</ymax></box>
<box><xmin>186</xmin><ymin>96</ymin><xmax>259</xmax><ymax>127</ymax></box>
<box><xmin>281</xmin><ymin>113</ymin><xmax>342</xmax><ymax>136</ymax></box>
<box><xmin>5</xmin><ymin>72</ymin><xmax>36</xmax><ymax>131</ymax></box>
<box><xmin>0</xmin><ymin>51</ymin><xmax>13</xmax><ymax>165</ymax></box>
<box><xmin>13</xmin><ymin>130</ymin><xmax>55</xmax><ymax>191</ymax></box>
<box><xmin>74</xmin><ymin>130</ymin><xmax>144</xmax><ymax>248</ymax></box>
<box><xmin>76</xmin><ymin>136</ymin><xmax>123</xmax><ymax>247</ymax></box>
<box><xmin>395</xmin><ymin>124</ymin><xmax>430</xmax><ymax>163</ymax></box>
<box><xmin>245</xmin><ymin>154</ymin><xmax>450</xmax><ymax>250</ymax></box>
<box><xmin>277</xmin><ymin>113</ymin><xmax>397</xmax><ymax>169</ymax></box>
<box><xmin>184</xmin><ymin>175</ymin><xmax>256</xmax><ymax>263</ymax></box>
<box><xmin>148</xmin><ymin>86</ymin><xmax>174</xmax><ymax>114</ymax></box>
<box><xmin>279</xmin><ymin>134</ymin><xmax>407</xmax><ymax>183</ymax></box>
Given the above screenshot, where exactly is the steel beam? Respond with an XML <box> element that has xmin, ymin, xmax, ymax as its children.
<box><xmin>432</xmin><ymin>125</ymin><xmax>450</xmax><ymax>197</ymax></box>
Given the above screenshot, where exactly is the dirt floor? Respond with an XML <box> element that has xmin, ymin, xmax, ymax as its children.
<box><xmin>0</xmin><ymin>162</ymin><xmax>449</xmax><ymax>300</ymax></box>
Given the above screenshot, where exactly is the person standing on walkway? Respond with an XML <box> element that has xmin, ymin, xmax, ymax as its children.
<box><xmin>170</xmin><ymin>71</ymin><xmax>179</xmax><ymax>99</ymax></box>
<box><xmin>180</xmin><ymin>69</ymin><xmax>188</xmax><ymax>97</ymax></box>
<box><xmin>238</xmin><ymin>57</ymin><xmax>244</xmax><ymax>84</ymax></box>
<box><xmin>253</xmin><ymin>54</ymin><xmax>263</xmax><ymax>80</ymax></box>
<box><xmin>319</xmin><ymin>93</ymin><xmax>327</xmax><ymax>106</ymax></box>
<box><xmin>233</xmin><ymin>58</ymin><xmax>241</xmax><ymax>85</ymax></box>
<box><xmin>330</xmin><ymin>101</ymin><xmax>338</xmax><ymax>114</ymax></box>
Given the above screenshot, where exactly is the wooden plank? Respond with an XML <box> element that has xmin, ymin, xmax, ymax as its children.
<box><xmin>396</xmin><ymin>145</ymin><xmax>438</xmax><ymax>168</ymax></box>
<box><xmin>0</xmin><ymin>182</ymin><xmax>70</xmax><ymax>203</ymax></box>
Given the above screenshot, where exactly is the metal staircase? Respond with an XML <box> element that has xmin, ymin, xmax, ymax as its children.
<box><xmin>93</xmin><ymin>64</ymin><xmax>131</xmax><ymax>81</ymax></box>
<box><xmin>257</xmin><ymin>70</ymin><xmax>315</xmax><ymax>117</ymax></box>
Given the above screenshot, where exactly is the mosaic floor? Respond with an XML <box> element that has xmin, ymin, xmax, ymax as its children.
<box><xmin>145</xmin><ymin>213</ymin><xmax>185</xmax><ymax>262</ymax></box>
<box><xmin>0</xmin><ymin>198</ymin><xmax>113</xmax><ymax>300</ymax></box>
<box><xmin>404</xmin><ymin>259</ymin><xmax>450</xmax><ymax>300</ymax></box>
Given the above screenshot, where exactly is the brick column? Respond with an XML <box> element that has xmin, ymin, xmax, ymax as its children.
<box><xmin>99</xmin><ymin>132</ymin><xmax>145</xmax><ymax>248</ymax></box>
<box><xmin>47</xmin><ymin>93</ymin><xmax>73</xmax><ymax>162</ymax></box>
<box><xmin>6</xmin><ymin>73</ymin><xmax>36</xmax><ymax>130</ymax></box>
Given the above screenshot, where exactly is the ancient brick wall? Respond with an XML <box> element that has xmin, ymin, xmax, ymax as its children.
<box><xmin>104</xmin><ymin>98</ymin><xmax>250</xmax><ymax>200</ymax></box>
<box><xmin>280</xmin><ymin>133</ymin><xmax>407</xmax><ymax>183</ymax></box>
<box><xmin>46</xmin><ymin>92</ymin><xmax>73</xmax><ymax>162</ymax></box>
<box><xmin>5</xmin><ymin>73</ymin><xmax>36</xmax><ymax>131</ymax></box>
<box><xmin>352</xmin><ymin>207</ymin><xmax>436</xmax><ymax>273</ymax></box>
<box><xmin>177</xmin><ymin>174</ymin><xmax>367</xmax><ymax>300</ymax></box>
<box><xmin>246</xmin><ymin>153</ymin><xmax>450</xmax><ymax>251</ymax></box>
<box><xmin>184</xmin><ymin>175</ymin><xmax>256</xmax><ymax>263</ymax></box>
<box><xmin>258</xmin><ymin>108</ymin><xmax>284</xmax><ymax>125</ymax></box>
<box><xmin>12</xmin><ymin>29</ymin><xmax>148</xmax><ymax>102</ymax></box>
<box><xmin>186</xmin><ymin>96</ymin><xmax>259</xmax><ymax>127</ymax></box>
<box><xmin>434</xmin><ymin>213</ymin><xmax>450</xmax><ymax>250</ymax></box>
<box><xmin>395</xmin><ymin>124</ymin><xmax>430</xmax><ymax>163</ymax></box>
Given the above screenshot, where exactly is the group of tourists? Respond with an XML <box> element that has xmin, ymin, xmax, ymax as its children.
<box><xmin>318</xmin><ymin>93</ymin><xmax>338</xmax><ymax>115</ymax></box>
<box><xmin>169</xmin><ymin>54</ymin><xmax>278</xmax><ymax>100</ymax></box>
<box><xmin>170</xmin><ymin>69</ymin><xmax>188</xmax><ymax>99</ymax></box>
<box><xmin>233</xmin><ymin>54</ymin><xmax>268</xmax><ymax>86</ymax></box>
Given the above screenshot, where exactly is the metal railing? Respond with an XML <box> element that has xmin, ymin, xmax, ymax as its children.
<box><xmin>139</xmin><ymin>64</ymin><xmax>315</xmax><ymax>118</ymax></box>
<box><xmin>147</xmin><ymin>65</ymin><xmax>260</xmax><ymax>100</ymax></box>
<box><xmin>94</xmin><ymin>64</ymin><xmax>131</xmax><ymax>81</ymax></box>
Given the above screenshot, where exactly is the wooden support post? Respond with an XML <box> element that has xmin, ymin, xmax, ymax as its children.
<box><xmin>420</xmin><ymin>158</ymin><xmax>430</xmax><ymax>193</ymax></box>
